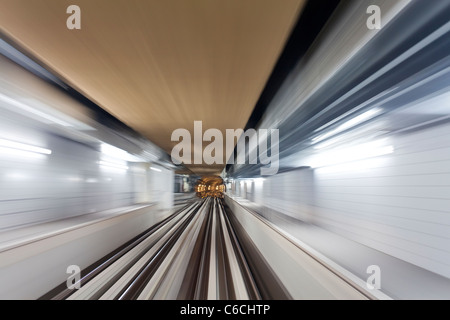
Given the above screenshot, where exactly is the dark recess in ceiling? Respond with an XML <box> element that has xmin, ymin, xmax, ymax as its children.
<box><xmin>243</xmin><ymin>0</ymin><xmax>342</xmax><ymax>131</ymax></box>
<box><xmin>224</xmin><ymin>0</ymin><xmax>341</xmax><ymax>175</ymax></box>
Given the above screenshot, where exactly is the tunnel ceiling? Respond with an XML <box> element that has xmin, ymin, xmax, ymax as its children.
<box><xmin>0</xmin><ymin>0</ymin><xmax>305</xmax><ymax>176</ymax></box>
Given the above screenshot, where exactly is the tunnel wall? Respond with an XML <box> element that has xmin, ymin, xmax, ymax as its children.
<box><xmin>233</xmin><ymin>168</ymin><xmax>314</xmax><ymax>223</ymax></box>
<box><xmin>0</xmin><ymin>205</ymin><xmax>169</xmax><ymax>299</ymax></box>
<box><xmin>146</xmin><ymin>165</ymin><xmax>174</xmax><ymax>210</ymax></box>
<box><xmin>0</xmin><ymin>122</ymin><xmax>127</xmax><ymax>229</ymax></box>
<box><xmin>228</xmin><ymin>121</ymin><xmax>450</xmax><ymax>279</ymax></box>
<box><xmin>226</xmin><ymin>0</ymin><xmax>450</xmax><ymax>280</ymax></box>
<box><xmin>0</xmin><ymin>53</ymin><xmax>174</xmax><ymax>231</ymax></box>
<box><xmin>311</xmin><ymin>122</ymin><xmax>450</xmax><ymax>279</ymax></box>
<box><xmin>0</xmin><ymin>113</ymin><xmax>173</xmax><ymax>230</ymax></box>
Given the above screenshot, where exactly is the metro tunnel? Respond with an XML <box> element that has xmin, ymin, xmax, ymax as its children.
<box><xmin>0</xmin><ymin>0</ymin><xmax>450</xmax><ymax>303</ymax></box>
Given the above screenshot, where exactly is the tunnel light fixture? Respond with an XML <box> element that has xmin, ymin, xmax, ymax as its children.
<box><xmin>98</xmin><ymin>160</ymin><xmax>129</xmax><ymax>170</ymax></box>
<box><xmin>312</xmin><ymin>108</ymin><xmax>382</xmax><ymax>144</ymax></box>
<box><xmin>252</xmin><ymin>178</ymin><xmax>265</xmax><ymax>186</ymax></box>
<box><xmin>310</xmin><ymin>139</ymin><xmax>394</xmax><ymax>169</ymax></box>
<box><xmin>150</xmin><ymin>167</ymin><xmax>162</xmax><ymax>172</ymax></box>
<box><xmin>314</xmin><ymin>123</ymin><xmax>387</xmax><ymax>151</ymax></box>
<box><xmin>100</xmin><ymin>143</ymin><xmax>142</xmax><ymax>162</ymax></box>
<box><xmin>0</xmin><ymin>138</ymin><xmax>52</xmax><ymax>155</ymax></box>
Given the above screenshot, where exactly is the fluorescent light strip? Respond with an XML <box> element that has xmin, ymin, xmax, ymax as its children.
<box><xmin>314</xmin><ymin>126</ymin><xmax>387</xmax><ymax>150</ymax></box>
<box><xmin>0</xmin><ymin>138</ymin><xmax>51</xmax><ymax>155</ymax></box>
<box><xmin>101</xmin><ymin>143</ymin><xmax>128</xmax><ymax>159</ymax></box>
<box><xmin>98</xmin><ymin>160</ymin><xmax>129</xmax><ymax>170</ymax></box>
<box><xmin>312</xmin><ymin>108</ymin><xmax>382</xmax><ymax>144</ymax></box>
<box><xmin>101</xmin><ymin>143</ymin><xmax>143</xmax><ymax>162</ymax></box>
<box><xmin>311</xmin><ymin>139</ymin><xmax>394</xmax><ymax>168</ymax></box>
<box><xmin>0</xmin><ymin>147</ymin><xmax>45</xmax><ymax>159</ymax></box>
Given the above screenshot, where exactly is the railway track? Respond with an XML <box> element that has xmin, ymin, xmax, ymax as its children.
<box><xmin>47</xmin><ymin>197</ymin><xmax>267</xmax><ymax>300</ymax></box>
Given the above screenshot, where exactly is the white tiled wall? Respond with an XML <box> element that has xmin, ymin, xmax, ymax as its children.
<box><xmin>312</xmin><ymin>123</ymin><xmax>450</xmax><ymax>278</ymax></box>
<box><xmin>232</xmin><ymin>122</ymin><xmax>450</xmax><ymax>278</ymax></box>
<box><xmin>0</xmin><ymin>115</ymin><xmax>174</xmax><ymax>230</ymax></box>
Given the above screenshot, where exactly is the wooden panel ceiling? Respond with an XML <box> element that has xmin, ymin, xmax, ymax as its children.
<box><xmin>0</xmin><ymin>0</ymin><xmax>305</xmax><ymax>175</ymax></box>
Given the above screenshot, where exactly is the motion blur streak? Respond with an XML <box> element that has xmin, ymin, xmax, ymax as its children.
<box><xmin>0</xmin><ymin>0</ymin><xmax>450</xmax><ymax>301</ymax></box>
<box><xmin>226</xmin><ymin>0</ymin><xmax>450</xmax><ymax>299</ymax></box>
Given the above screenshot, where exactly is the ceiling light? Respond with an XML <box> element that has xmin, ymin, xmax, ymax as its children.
<box><xmin>98</xmin><ymin>160</ymin><xmax>129</xmax><ymax>170</ymax></box>
<box><xmin>101</xmin><ymin>143</ymin><xmax>142</xmax><ymax>162</ymax></box>
<box><xmin>0</xmin><ymin>138</ymin><xmax>51</xmax><ymax>155</ymax></box>
<box><xmin>312</xmin><ymin>108</ymin><xmax>382</xmax><ymax>144</ymax></box>
<box><xmin>310</xmin><ymin>139</ymin><xmax>394</xmax><ymax>169</ymax></box>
